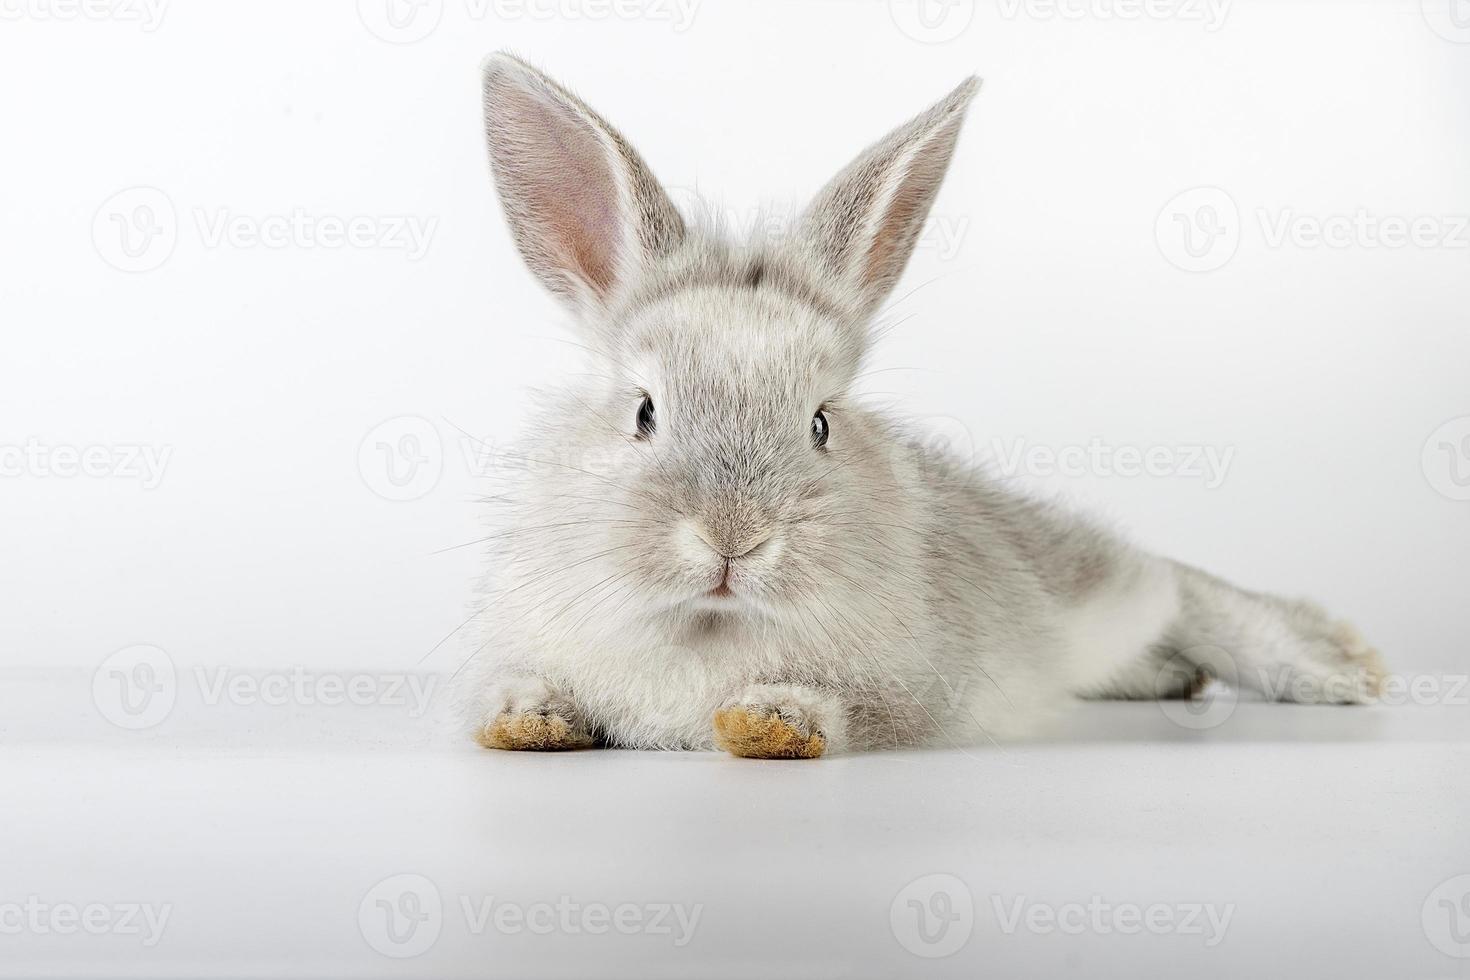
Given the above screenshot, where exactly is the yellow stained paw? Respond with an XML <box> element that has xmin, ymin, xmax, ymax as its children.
<box><xmin>713</xmin><ymin>706</ymin><xmax>826</xmax><ymax>759</ymax></box>
<box><xmin>476</xmin><ymin>711</ymin><xmax>594</xmax><ymax>751</ymax></box>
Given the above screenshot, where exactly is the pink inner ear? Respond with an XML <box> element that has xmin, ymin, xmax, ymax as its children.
<box><xmin>863</xmin><ymin>122</ymin><xmax>958</xmax><ymax>296</ymax></box>
<box><xmin>496</xmin><ymin>81</ymin><xmax>623</xmax><ymax>298</ymax></box>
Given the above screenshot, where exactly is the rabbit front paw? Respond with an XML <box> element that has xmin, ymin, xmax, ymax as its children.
<box><xmin>474</xmin><ymin>676</ymin><xmax>594</xmax><ymax>751</ymax></box>
<box><xmin>712</xmin><ymin>684</ymin><xmax>845</xmax><ymax>759</ymax></box>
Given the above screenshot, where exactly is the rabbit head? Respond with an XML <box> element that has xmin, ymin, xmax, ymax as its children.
<box><xmin>481</xmin><ymin>53</ymin><xmax>977</xmax><ymax>630</ymax></box>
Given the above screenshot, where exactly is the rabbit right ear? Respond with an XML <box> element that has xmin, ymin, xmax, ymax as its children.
<box><xmin>481</xmin><ymin>53</ymin><xmax>685</xmax><ymax>316</ymax></box>
<box><xmin>794</xmin><ymin>77</ymin><xmax>979</xmax><ymax>320</ymax></box>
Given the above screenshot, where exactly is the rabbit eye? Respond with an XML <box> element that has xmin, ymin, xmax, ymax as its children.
<box><xmin>811</xmin><ymin>409</ymin><xmax>829</xmax><ymax>449</ymax></box>
<box><xmin>636</xmin><ymin>394</ymin><xmax>656</xmax><ymax>438</ymax></box>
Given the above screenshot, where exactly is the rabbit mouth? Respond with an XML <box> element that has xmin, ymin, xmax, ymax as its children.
<box><xmin>709</xmin><ymin>559</ymin><xmax>736</xmax><ymax>598</ymax></box>
<box><xmin>690</xmin><ymin>564</ymin><xmax>754</xmax><ymax>611</ymax></box>
<box><xmin>674</xmin><ymin>519</ymin><xmax>783</xmax><ymax>607</ymax></box>
<box><xmin>699</xmin><ymin>580</ymin><xmax>738</xmax><ymax>604</ymax></box>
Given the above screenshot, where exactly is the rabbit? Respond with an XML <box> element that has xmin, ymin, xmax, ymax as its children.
<box><xmin>461</xmin><ymin>52</ymin><xmax>1385</xmax><ymax>758</ymax></box>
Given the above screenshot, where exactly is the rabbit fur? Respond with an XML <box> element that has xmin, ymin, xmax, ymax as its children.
<box><xmin>462</xmin><ymin>53</ymin><xmax>1384</xmax><ymax>757</ymax></box>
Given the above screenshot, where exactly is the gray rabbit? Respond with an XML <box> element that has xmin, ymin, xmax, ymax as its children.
<box><xmin>464</xmin><ymin>54</ymin><xmax>1383</xmax><ymax>757</ymax></box>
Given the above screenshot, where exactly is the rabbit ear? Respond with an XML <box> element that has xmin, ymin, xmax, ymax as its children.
<box><xmin>482</xmin><ymin>53</ymin><xmax>685</xmax><ymax>314</ymax></box>
<box><xmin>795</xmin><ymin>77</ymin><xmax>979</xmax><ymax>318</ymax></box>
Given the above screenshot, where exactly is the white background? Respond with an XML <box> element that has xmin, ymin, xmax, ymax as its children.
<box><xmin>2</xmin><ymin>0</ymin><xmax>1468</xmax><ymax>681</ymax></box>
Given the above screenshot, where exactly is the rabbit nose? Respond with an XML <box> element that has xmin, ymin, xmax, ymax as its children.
<box><xmin>690</xmin><ymin>522</ymin><xmax>771</xmax><ymax>560</ymax></box>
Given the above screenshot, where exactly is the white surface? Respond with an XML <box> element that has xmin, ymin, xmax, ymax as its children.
<box><xmin>4</xmin><ymin>679</ymin><xmax>1469</xmax><ymax>978</ymax></box>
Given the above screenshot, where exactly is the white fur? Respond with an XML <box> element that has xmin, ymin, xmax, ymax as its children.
<box><xmin>460</xmin><ymin>54</ymin><xmax>1384</xmax><ymax>754</ymax></box>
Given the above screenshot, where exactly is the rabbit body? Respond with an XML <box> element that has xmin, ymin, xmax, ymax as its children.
<box><xmin>463</xmin><ymin>54</ymin><xmax>1383</xmax><ymax>756</ymax></box>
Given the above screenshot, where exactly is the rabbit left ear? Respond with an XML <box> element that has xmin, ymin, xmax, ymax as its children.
<box><xmin>794</xmin><ymin>77</ymin><xmax>979</xmax><ymax>318</ymax></box>
<box><xmin>481</xmin><ymin>53</ymin><xmax>685</xmax><ymax>317</ymax></box>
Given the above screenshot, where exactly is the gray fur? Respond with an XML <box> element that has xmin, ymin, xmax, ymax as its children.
<box><xmin>464</xmin><ymin>54</ymin><xmax>1385</xmax><ymax>753</ymax></box>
